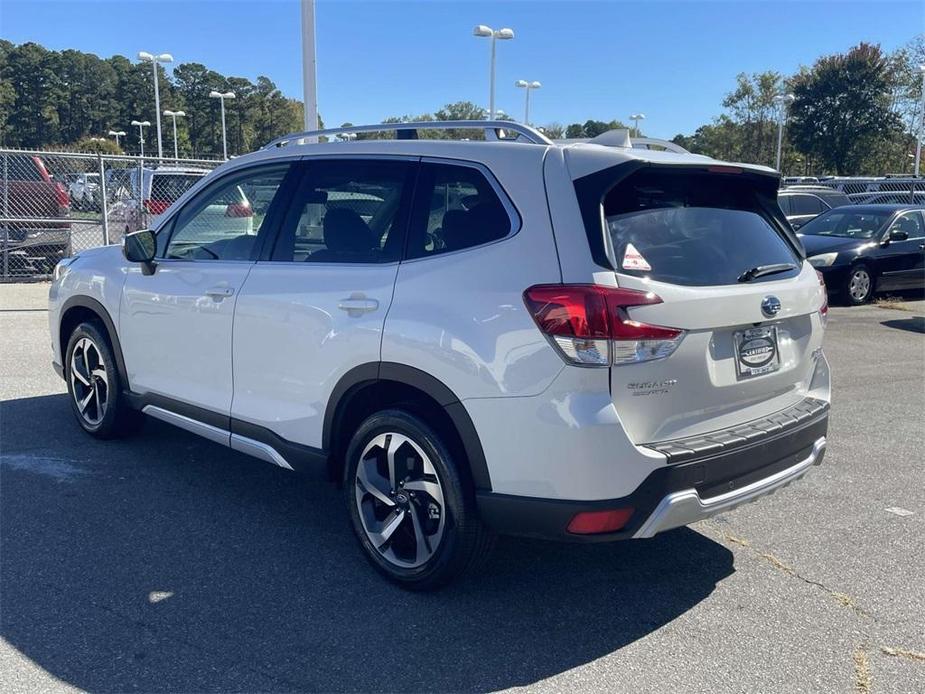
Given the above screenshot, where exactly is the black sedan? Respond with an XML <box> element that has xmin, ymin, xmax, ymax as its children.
<box><xmin>799</xmin><ymin>205</ymin><xmax>925</xmax><ymax>305</ymax></box>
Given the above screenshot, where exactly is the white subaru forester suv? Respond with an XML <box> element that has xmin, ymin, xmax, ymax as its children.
<box><xmin>48</xmin><ymin>121</ymin><xmax>830</xmax><ymax>590</ymax></box>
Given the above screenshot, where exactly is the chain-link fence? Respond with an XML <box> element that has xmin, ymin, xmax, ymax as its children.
<box><xmin>0</xmin><ymin>148</ymin><xmax>221</xmax><ymax>281</ymax></box>
<box><xmin>812</xmin><ymin>176</ymin><xmax>923</xmax><ymax>203</ymax></box>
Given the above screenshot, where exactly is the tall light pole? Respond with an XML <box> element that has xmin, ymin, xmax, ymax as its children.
<box><xmin>774</xmin><ymin>93</ymin><xmax>795</xmax><ymax>172</ymax></box>
<box><xmin>301</xmin><ymin>0</ymin><xmax>319</xmax><ymax>140</ymax></box>
<box><xmin>163</xmin><ymin>110</ymin><xmax>185</xmax><ymax>161</ymax></box>
<box><xmin>138</xmin><ymin>51</ymin><xmax>174</xmax><ymax>160</ymax></box>
<box><xmin>473</xmin><ymin>25</ymin><xmax>514</xmax><ymax>120</ymax></box>
<box><xmin>914</xmin><ymin>64</ymin><xmax>925</xmax><ymax>178</ymax></box>
<box><xmin>629</xmin><ymin>113</ymin><xmax>646</xmax><ymax>137</ymax></box>
<box><xmin>130</xmin><ymin>120</ymin><xmax>151</xmax><ymax>157</ymax></box>
<box><xmin>108</xmin><ymin>129</ymin><xmax>126</xmax><ymax>148</ymax></box>
<box><xmin>209</xmin><ymin>91</ymin><xmax>235</xmax><ymax>160</ymax></box>
<box><xmin>515</xmin><ymin>80</ymin><xmax>541</xmax><ymax>125</ymax></box>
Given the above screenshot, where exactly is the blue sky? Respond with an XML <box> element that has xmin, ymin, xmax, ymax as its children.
<box><xmin>1</xmin><ymin>1</ymin><xmax>921</xmax><ymax>137</ymax></box>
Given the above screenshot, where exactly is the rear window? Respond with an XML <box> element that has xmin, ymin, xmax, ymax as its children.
<box><xmin>602</xmin><ymin>169</ymin><xmax>799</xmax><ymax>286</ymax></box>
<box><xmin>150</xmin><ymin>174</ymin><xmax>203</xmax><ymax>203</ymax></box>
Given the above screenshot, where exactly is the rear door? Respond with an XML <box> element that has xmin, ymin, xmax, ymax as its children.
<box><xmin>788</xmin><ymin>193</ymin><xmax>827</xmax><ymax>229</ymax></box>
<box><xmin>595</xmin><ymin>166</ymin><xmax>826</xmax><ymax>443</ymax></box>
<box><xmin>230</xmin><ymin>157</ymin><xmax>416</xmax><ymax>449</ymax></box>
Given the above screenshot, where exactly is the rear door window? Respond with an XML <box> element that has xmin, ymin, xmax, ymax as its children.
<box><xmin>602</xmin><ymin>169</ymin><xmax>800</xmax><ymax>286</ymax></box>
<box><xmin>777</xmin><ymin>195</ymin><xmax>792</xmax><ymax>215</ymax></box>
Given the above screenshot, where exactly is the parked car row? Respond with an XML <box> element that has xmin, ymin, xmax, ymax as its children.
<box><xmin>776</xmin><ymin>183</ymin><xmax>924</xmax><ymax>304</ymax></box>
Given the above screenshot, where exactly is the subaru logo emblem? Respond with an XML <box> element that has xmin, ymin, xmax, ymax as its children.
<box><xmin>761</xmin><ymin>295</ymin><xmax>782</xmax><ymax>318</ymax></box>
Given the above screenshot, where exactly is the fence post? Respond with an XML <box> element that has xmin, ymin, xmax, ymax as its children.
<box><xmin>98</xmin><ymin>152</ymin><xmax>110</xmax><ymax>245</ymax></box>
<box><xmin>2</xmin><ymin>152</ymin><xmax>8</xmax><ymax>279</ymax></box>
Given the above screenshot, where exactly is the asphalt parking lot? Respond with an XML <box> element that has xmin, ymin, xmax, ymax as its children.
<box><xmin>1</xmin><ymin>283</ymin><xmax>923</xmax><ymax>693</ymax></box>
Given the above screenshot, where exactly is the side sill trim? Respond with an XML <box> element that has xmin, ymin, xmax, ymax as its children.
<box><xmin>142</xmin><ymin>405</ymin><xmax>231</xmax><ymax>447</ymax></box>
<box><xmin>633</xmin><ymin>436</ymin><xmax>826</xmax><ymax>539</ymax></box>
<box><xmin>229</xmin><ymin>434</ymin><xmax>295</xmax><ymax>470</ymax></box>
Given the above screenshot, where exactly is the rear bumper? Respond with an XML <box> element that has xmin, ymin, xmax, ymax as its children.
<box><xmin>477</xmin><ymin>398</ymin><xmax>829</xmax><ymax>542</ymax></box>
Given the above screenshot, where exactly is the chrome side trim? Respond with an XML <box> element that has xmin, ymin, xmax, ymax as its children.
<box><xmin>229</xmin><ymin>434</ymin><xmax>295</xmax><ymax>471</ymax></box>
<box><xmin>633</xmin><ymin>437</ymin><xmax>826</xmax><ymax>539</ymax></box>
<box><xmin>142</xmin><ymin>405</ymin><xmax>230</xmax><ymax>446</ymax></box>
<box><xmin>142</xmin><ymin>406</ymin><xmax>297</xmax><ymax>472</ymax></box>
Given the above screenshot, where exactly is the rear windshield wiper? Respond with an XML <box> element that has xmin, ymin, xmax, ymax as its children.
<box><xmin>737</xmin><ymin>263</ymin><xmax>797</xmax><ymax>283</ymax></box>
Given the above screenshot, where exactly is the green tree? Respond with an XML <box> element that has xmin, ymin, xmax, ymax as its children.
<box><xmin>788</xmin><ymin>43</ymin><xmax>902</xmax><ymax>174</ymax></box>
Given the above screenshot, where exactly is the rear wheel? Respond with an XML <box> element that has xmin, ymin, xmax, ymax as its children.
<box><xmin>344</xmin><ymin>409</ymin><xmax>493</xmax><ymax>590</ymax></box>
<box><xmin>844</xmin><ymin>264</ymin><xmax>874</xmax><ymax>305</ymax></box>
<box><xmin>65</xmin><ymin>321</ymin><xmax>141</xmax><ymax>438</ymax></box>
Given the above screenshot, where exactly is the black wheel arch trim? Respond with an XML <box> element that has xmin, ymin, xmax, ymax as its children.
<box><xmin>59</xmin><ymin>295</ymin><xmax>129</xmax><ymax>387</ymax></box>
<box><xmin>324</xmin><ymin>362</ymin><xmax>492</xmax><ymax>491</ymax></box>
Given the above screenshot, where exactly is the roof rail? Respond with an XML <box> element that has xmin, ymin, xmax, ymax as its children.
<box><xmin>262</xmin><ymin>120</ymin><xmax>554</xmax><ymax>149</ymax></box>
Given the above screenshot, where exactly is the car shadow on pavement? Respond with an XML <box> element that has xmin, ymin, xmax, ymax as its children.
<box><xmin>880</xmin><ymin>316</ymin><xmax>925</xmax><ymax>334</ymax></box>
<box><xmin>1</xmin><ymin>394</ymin><xmax>734</xmax><ymax>693</ymax></box>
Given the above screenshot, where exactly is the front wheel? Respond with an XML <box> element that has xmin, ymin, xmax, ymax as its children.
<box><xmin>344</xmin><ymin>410</ymin><xmax>494</xmax><ymax>590</ymax></box>
<box><xmin>65</xmin><ymin>321</ymin><xmax>142</xmax><ymax>438</ymax></box>
<box><xmin>844</xmin><ymin>264</ymin><xmax>874</xmax><ymax>305</ymax></box>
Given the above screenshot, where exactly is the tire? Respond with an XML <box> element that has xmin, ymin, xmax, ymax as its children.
<box><xmin>344</xmin><ymin>409</ymin><xmax>494</xmax><ymax>591</ymax></box>
<box><xmin>64</xmin><ymin>321</ymin><xmax>142</xmax><ymax>438</ymax></box>
<box><xmin>844</xmin><ymin>264</ymin><xmax>875</xmax><ymax>305</ymax></box>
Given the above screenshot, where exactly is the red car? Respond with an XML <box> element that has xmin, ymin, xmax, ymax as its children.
<box><xmin>0</xmin><ymin>154</ymin><xmax>71</xmax><ymax>274</ymax></box>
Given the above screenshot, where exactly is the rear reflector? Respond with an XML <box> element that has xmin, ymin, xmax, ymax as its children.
<box><xmin>523</xmin><ymin>284</ymin><xmax>685</xmax><ymax>367</ymax></box>
<box><xmin>567</xmin><ymin>508</ymin><xmax>634</xmax><ymax>535</ymax></box>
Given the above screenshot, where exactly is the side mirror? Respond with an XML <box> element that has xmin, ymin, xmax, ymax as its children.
<box><xmin>122</xmin><ymin>228</ymin><xmax>157</xmax><ymax>275</ymax></box>
<box><xmin>889</xmin><ymin>228</ymin><xmax>909</xmax><ymax>242</ymax></box>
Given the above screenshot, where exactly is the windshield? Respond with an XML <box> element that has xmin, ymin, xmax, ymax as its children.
<box><xmin>799</xmin><ymin>210</ymin><xmax>890</xmax><ymax>239</ymax></box>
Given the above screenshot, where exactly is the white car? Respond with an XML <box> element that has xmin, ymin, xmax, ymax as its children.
<box><xmin>49</xmin><ymin>121</ymin><xmax>831</xmax><ymax>590</ymax></box>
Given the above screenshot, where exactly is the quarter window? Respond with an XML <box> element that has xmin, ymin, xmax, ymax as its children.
<box><xmin>164</xmin><ymin>166</ymin><xmax>289</xmax><ymax>261</ymax></box>
<box><xmin>272</xmin><ymin>159</ymin><xmax>412</xmax><ymax>263</ymax></box>
<box><xmin>791</xmin><ymin>194</ymin><xmax>826</xmax><ymax>215</ymax></box>
<box><xmin>406</xmin><ymin>163</ymin><xmax>513</xmax><ymax>259</ymax></box>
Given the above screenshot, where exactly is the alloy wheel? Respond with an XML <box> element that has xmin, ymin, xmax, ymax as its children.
<box><xmin>848</xmin><ymin>268</ymin><xmax>871</xmax><ymax>303</ymax></box>
<box><xmin>354</xmin><ymin>432</ymin><xmax>446</xmax><ymax>568</ymax></box>
<box><xmin>70</xmin><ymin>337</ymin><xmax>108</xmax><ymax>426</ymax></box>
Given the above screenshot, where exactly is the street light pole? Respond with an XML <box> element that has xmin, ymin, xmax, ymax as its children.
<box><xmin>108</xmin><ymin>130</ymin><xmax>126</xmax><ymax>148</ymax></box>
<box><xmin>773</xmin><ymin>93</ymin><xmax>795</xmax><ymax>172</ymax></box>
<box><xmin>473</xmin><ymin>25</ymin><xmax>514</xmax><ymax>119</ymax></box>
<box><xmin>138</xmin><ymin>51</ymin><xmax>174</xmax><ymax>160</ymax></box>
<box><xmin>914</xmin><ymin>65</ymin><xmax>925</xmax><ymax>178</ymax></box>
<box><xmin>301</xmin><ymin>0</ymin><xmax>319</xmax><ymax>140</ymax></box>
<box><xmin>629</xmin><ymin>113</ymin><xmax>646</xmax><ymax>137</ymax></box>
<box><xmin>130</xmin><ymin>120</ymin><xmax>151</xmax><ymax>157</ymax></box>
<box><xmin>163</xmin><ymin>110</ymin><xmax>185</xmax><ymax>161</ymax></box>
<box><xmin>209</xmin><ymin>91</ymin><xmax>235</xmax><ymax>160</ymax></box>
<box><xmin>515</xmin><ymin>80</ymin><xmax>541</xmax><ymax>125</ymax></box>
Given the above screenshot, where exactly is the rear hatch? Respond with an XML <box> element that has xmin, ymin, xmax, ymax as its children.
<box><xmin>595</xmin><ymin>165</ymin><xmax>826</xmax><ymax>443</ymax></box>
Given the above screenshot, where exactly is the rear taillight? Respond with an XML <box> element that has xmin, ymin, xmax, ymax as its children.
<box><xmin>225</xmin><ymin>202</ymin><xmax>253</xmax><ymax>217</ymax></box>
<box><xmin>815</xmin><ymin>270</ymin><xmax>828</xmax><ymax>324</ymax></box>
<box><xmin>144</xmin><ymin>199</ymin><xmax>169</xmax><ymax>215</ymax></box>
<box><xmin>523</xmin><ymin>284</ymin><xmax>686</xmax><ymax>367</ymax></box>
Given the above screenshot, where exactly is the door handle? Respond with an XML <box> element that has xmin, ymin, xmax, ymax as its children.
<box><xmin>338</xmin><ymin>295</ymin><xmax>379</xmax><ymax>316</ymax></box>
<box><xmin>205</xmin><ymin>286</ymin><xmax>235</xmax><ymax>300</ymax></box>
